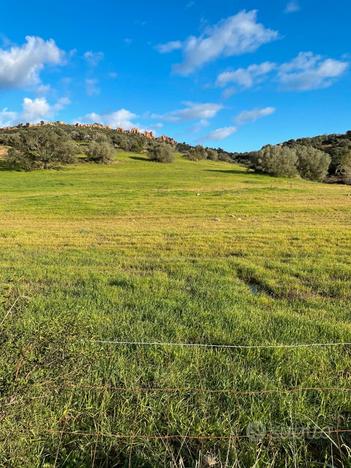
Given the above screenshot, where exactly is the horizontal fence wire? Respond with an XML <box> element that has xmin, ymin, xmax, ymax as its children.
<box><xmin>43</xmin><ymin>428</ymin><xmax>351</xmax><ymax>441</ymax></box>
<box><xmin>90</xmin><ymin>339</ymin><xmax>351</xmax><ymax>349</ymax></box>
<box><xmin>58</xmin><ymin>384</ymin><xmax>351</xmax><ymax>396</ymax></box>
<box><xmin>2</xmin><ymin>385</ymin><xmax>350</xmax><ymax>405</ymax></box>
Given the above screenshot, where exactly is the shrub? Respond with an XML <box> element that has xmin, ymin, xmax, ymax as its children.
<box><xmin>129</xmin><ymin>140</ymin><xmax>144</xmax><ymax>153</ymax></box>
<box><xmin>206</xmin><ymin>149</ymin><xmax>219</xmax><ymax>161</ymax></box>
<box><xmin>295</xmin><ymin>145</ymin><xmax>331</xmax><ymax>181</ymax></box>
<box><xmin>255</xmin><ymin>145</ymin><xmax>299</xmax><ymax>177</ymax></box>
<box><xmin>86</xmin><ymin>142</ymin><xmax>115</xmax><ymax>164</ymax></box>
<box><xmin>92</xmin><ymin>132</ymin><xmax>109</xmax><ymax>143</ymax></box>
<box><xmin>331</xmin><ymin>146</ymin><xmax>351</xmax><ymax>178</ymax></box>
<box><xmin>6</xmin><ymin>129</ymin><xmax>78</xmax><ymax>171</ymax></box>
<box><xmin>186</xmin><ymin>145</ymin><xmax>208</xmax><ymax>161</ymax></box>
<box><xmin>336</xmin><ymin>150</ymin><xmax>351</xmax><ymax>177</ymax></box>
<box><xmin>148</xmin><ymin>144</ymin><xmax>174</xmax><ymax>163</ymax></box>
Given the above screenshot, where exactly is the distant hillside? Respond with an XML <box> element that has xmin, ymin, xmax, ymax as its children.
<box><xmin>0</xmin><ymin>121</ymin><xmax>235</xmax><ymax>165</ymax></box>
<box><xmin>233</xmin><ymin>130</ymin><xmax>351</xmax><ymax>183</ymax></box>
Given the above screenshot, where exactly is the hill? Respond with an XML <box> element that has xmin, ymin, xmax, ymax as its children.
<box><xmin>234</xmin><ymin>130</ymin><xmax>351</xmax><ymax>183</ymax></box>
<box><xmin>1</xmin><ymin>151</ymin><xmax>351</xmax><ymax>465</ymax></box>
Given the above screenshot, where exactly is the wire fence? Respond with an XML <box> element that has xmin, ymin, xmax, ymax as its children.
<box><xmin>43</xmin><ymin>428</ymin><xmax>351</xmax><ymax>441</ymax></box>
<box><xmin>90</xmin><ymin>339</ymin><xmax>351</xmax><ymax>349</ymax></box>
<box><xmin>45</xmin><ymin>383</ymin><xmax>351</xmax><ymax>396</ymax></box>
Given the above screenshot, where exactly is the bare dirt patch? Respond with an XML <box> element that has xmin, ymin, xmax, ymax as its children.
<box><xmin>0</xmin><ymin>146</ymin><xmax>8</xmax><ymax>158</ymax></box>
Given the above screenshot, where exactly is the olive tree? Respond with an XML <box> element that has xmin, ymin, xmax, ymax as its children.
<box><xmin>86</xmin><ymin>141</ymin><xmax>115</xmax><ymax>164</ymax></box>
<box><xmin>148</xmin><ymin>144</ymin><xmax>174</xmax><ymax>163</ymax></box>
<box><xmin>6</xmin><ymin>129</ymin><xmax>78</xmax><ymax>171</ymax></box>
<box><xmin>186</xmin><ymin>145</ymin><xmax>208</xmax><ymax>161</ymax></box>
<box><xmin>206</xmin><ymin>149</ymin><xmax>219</xmax><ymax>161</ymax></box>
<box><xmin>255</xmin><ymin>145</ymin><xmax>299</xmax><ymax>177</ymax></box>
<box><xmin>295</xmin><ymin>145</ymin><xmax>331</xmax><ymax>181</ymax></box>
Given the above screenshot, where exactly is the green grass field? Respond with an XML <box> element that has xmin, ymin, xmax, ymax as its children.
<box><xmin>1</xmin><ymin>151</ymin><xmax>351</xmax><ymax>466</ymax></box>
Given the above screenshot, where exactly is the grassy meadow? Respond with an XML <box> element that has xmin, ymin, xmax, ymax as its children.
<box><xmin>1</xmin><ymin>151</ymin><xmax>351</xmax><ymax>466</ymax></box>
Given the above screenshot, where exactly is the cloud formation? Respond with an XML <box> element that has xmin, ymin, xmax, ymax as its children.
<box><xmin>206</xmin><ymin>126</ymin><xmax>237</xmax><ymax>140</ymax></box>
<box><xmin>84</xmin><ymin>51</ymin><xmax>104</xmax><ymax>66</ymax></box>
<box><xmin>0</xmin><ymin>108</ymin><xmax>17</xmax><ymax>127</ymax></box>
<box><xmin>0</xmin><ymin>36</ymin><xmax>64</xmax><ymax>89</ymax></box>
<box><xmin>0</xmin><ymin>96</ymin><xmax>70</xmax><ymax>126</ymax></box>
<box><xmin>216</xmin><ymin>62</ymin><xmax>276</xmax><ymax>88</ymax></box>
<box><xmin>157</xmin><ymin>10</ymin><xmax>278</xmax><ymax>75</ymax></box>
<box><xmin>278</xmin><ymin>52</ymin><xmax>348</xmax><ymax>90</ymax></box>
<box><xmin>216</xmin><ymin>52</ymin><xmax>348</xmax><ymax>94</ymax></box>
<box><xmin>156</xmin><ymin>41</ymin><xmax>182</xmax><ymax>54</ymax></box>
<box><xmin>82</xmin><ymin>109</ymin><xmax>138</xmax><ymax>130</ymax></box>
<box><xmin>158</xmin><ymin>102</ymin><xmax>223</xmax><ymax>122</ymax></box>
<box><xmin>236</xmin><ymin>106</ymin><xmax>276</xmax><ymax>124</ymax></box>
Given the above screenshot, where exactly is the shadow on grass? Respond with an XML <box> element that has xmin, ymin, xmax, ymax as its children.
<box><xmin>205</xmin><ymin>168</ymin><xmax>248</xmax><ymax>175</ymax></box>
<box><xmin>0</xmin><ymin>160</ymin><xmax>11</xmax><ymax>172</ymax></box>
<box><xmin>129</xmin><ymin>155</ymin><xmax>149</xmax><ymax>162</ymax></box>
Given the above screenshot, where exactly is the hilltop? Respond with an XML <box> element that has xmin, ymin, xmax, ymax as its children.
<box><xmin>234</xmin><ymin>130</ymin><xmax>351</xmax><ymax>183</ymax></box>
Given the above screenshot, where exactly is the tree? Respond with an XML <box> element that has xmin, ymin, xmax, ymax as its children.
<box><xmin>206</xmin><ymin>148</ymin><xmax>218</xmax><ymax>161</ymax></box>
<box><xmin>6</xmin><ymin>129</ymin><xmax>78</xmax><ymax>171</ymax></box>
<box><xmin>186</xmin><ymin>145</ymin><xmax>207</xmax><ymax>161</ymax></box>
<box><xmin>148</xmin><ymin>144</ymin><xmax>174</xmax><ymax>163</ymax></box>
<box><xmin>86</xmin><ymin>141</ymin><xmax>115</xmax><ymax>164</ymax></box>
<box><xmin>335</xmin><ymin>149</ymin><xmax>351</xmax><ymax>178</ymax></box>
<box><xmin>254</xmin><ymin>145</ymin><xmax>299</xmax><ymax>177</ymax></box>
<box><xmin>295</xmin><ymin>145</ymin><xmax>331</xmax><ymax>181</ymax></box>
<box><xmin>129</xmin><ymin>139</ymin><xmax>144</xmax><ymax>153</ymax></box>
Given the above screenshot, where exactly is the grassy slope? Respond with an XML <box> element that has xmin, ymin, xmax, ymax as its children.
<box><xmin>1</xmin><ymin>152</ymin><xmax>351</xmax><ymax>466</ymax></box>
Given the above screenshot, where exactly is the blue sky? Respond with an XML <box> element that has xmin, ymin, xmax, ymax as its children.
<box><xmin>0</xmin><ymin>0</ymin><xmax>350</xmax><ymax>151</ymax></box>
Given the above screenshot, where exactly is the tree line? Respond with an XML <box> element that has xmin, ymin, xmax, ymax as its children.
<box><xmin>1</xmin><ymin>124</ymin><xmax>350</xmax><ymax>183</ymax></box>
<box><xmin>0</xmin><ymin>124</ymin><xmax>234</xmax><ymax>170</ymax></box>
<box><xmin>236</xmin><ymin>131</ymin><xmax>351</xmax><ymax>182</ymax></box>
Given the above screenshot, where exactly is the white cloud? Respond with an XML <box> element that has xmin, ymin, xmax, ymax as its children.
<box><xmin>36</xmin><ymin>83</ymin><xmax>51</xmax><ymax>95</ymax></box>
<box><xmin>22</xmin><ymin>97</ymin><xmax>51</xmax><ymax>122</ymax></box>
<box><xmin>206</xmin><ymin>126</ymin><xmax>237</xmax><ymax>140</ymax></box>
<box><xmin>236</xmin><ymin>106</ymin><xmax>276</xmax><ymax>124</ymax></box>
<box><xmin>0</xmin><ymin>96</ymin><xmax>70</xmax><ymax>126</ymax></box>
<box><xmin>22</xmin><ymin>96</ymin><xmax>70</xmax><ymax>123</ymax></box>
<box><xmin>0</xmin><ymin>108</ymin><xmax>18</xmax><ymax>127</ymax></box>
<box><xmin>216</xmin><ymin>61</ymin><xmax>276</xmax><ymax>88</ymax></box>
<box><xmin>85</xmin><ymin>78</ymin><xmax>100</xmax><ymax>96</ymax></box>
<box><xmin>156</xmin><ymin>41</ymin><xmax>182</xmax><ymax>54</ymax></box>
<box><xmin>285</xmin><ymin>1</ymin><xmax>300</xmax><ymax>13</ymax></box>
<box><xmin>0</xmin><ymin>36</ymin><xmax>64</xmax><ymax>89</ymax></box>
<box><xmin>84</xmin><ymin>51</ymin><xmax>104</xmax><ymax>66</ymax></box>
<box><xmin>158</xmin><ymin>102</ymin><xmax>223</xmax><ymax>122</ymax></box>
<box><xmin>82</xmin><ymin>109</ymin><xmax>138</xmax><ymax>130</ymax></box>
<box><xmin>278</xmin><ymin>52</ymin><xmax>348</xmax><ymax>90</ymax></box>
<box><xmin>221</xmin><ymin>87</ymin><xmax>236</xmax><ymax>99</ymax></box>
<box><xmin>53</xmin><ymin>96</ymin><xmax>71</xmax><ymax>112</ymax></box>
<box><xmin>158</xmin><ymin>10</ymin><xmax>278</xmax><ymax>75</ymax></box>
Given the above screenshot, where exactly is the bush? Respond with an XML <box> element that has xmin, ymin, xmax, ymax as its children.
<box><xmin>295</xmin><ymin>145</ymin><xmax>331</xmax><ymax>181</ymax></box>
<box><xmin>206</xmin><ymin>149</ymin><xmax>218</xmax><ymax>161</ymax></box>
<box><xmin>255</xmin><ymin>145</ymin><xmax>299</xmax><ymax>177</ymax></box>
<box><xmin>148</xmin><ymin>144</ymin><xmax>174</xmax><ymax>163</ymax></box>
<box><xmin>186</xmin><ymin>145</ymin><xmax>208</xmax><ymax>161</ymax></box>
<box><xmin>86</xmin><ymin>142</ymin><xmax>115</xmax><ymax>164</ymax></box>
<box><xmin>330</xmin><ymin>145</ymin><xmax>351</xmax><ymax>178</ymax></box>
<box><xmin>6</xmin><ymin>129</ymin><xmax>78</xmax><ymax>171</ymax></box>
<box><xmin>129</xmin><ymin>140</ymin><xmax>144</xmax><ymax>153</ymax></box>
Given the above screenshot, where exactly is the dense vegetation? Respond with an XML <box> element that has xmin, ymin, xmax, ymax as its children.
<box><xmin>148</xmin><ymin>143</ymin><xmax>174</xmax><ymax>163</ymax></box>
<box><xmin>1</xmin><ymin>124</ymin><xmax>350</xmax><ymax>185</ymax></box>
<box><xmin>0</xmin><ymin>149</ymin><xmax>351</xmax><ymax>466</ymax></box>
<box><xmin>237</xmin><ymin>130</ymin><xmax>351</xmax><ymax>183</ymax></box>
